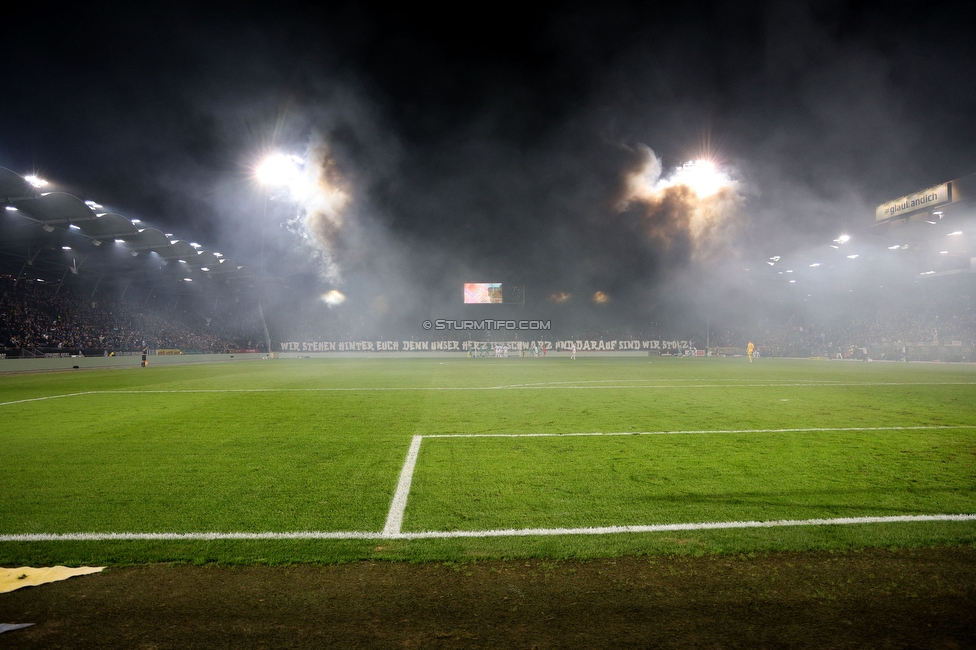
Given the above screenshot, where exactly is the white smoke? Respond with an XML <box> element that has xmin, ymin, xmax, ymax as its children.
<box><xmin>269</xmin><ymin>134</ymin><xmax>350</xmax><ymax>283</ymax></box>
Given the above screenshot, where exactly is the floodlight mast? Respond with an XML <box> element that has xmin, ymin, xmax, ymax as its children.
<box><xmin>253</xmin><ymin>152</ymin><xmax>301</xmax><ymax>357</ymax></box>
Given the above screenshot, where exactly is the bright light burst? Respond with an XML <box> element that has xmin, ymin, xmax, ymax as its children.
<box><xmin>619</xmin><ymin>146</ymin><xmax>743</xmax><ymax>260</ymax></box>
<box><xmin>256</xmin><ymin>149</ymin><xmax>349</xmax><ymax>223</ymax></box>
<box><xmin>663</xmin><ymin>160</ymin><xmax>731</xmax><ymax>198</ymax></box>
<box><xmin>256</xmin><ymin>153</ymin><xmax>304</xmax><ymax>188</ymax></box>
<box><xmin>321</xmin><ymin>289</ymin><xmax>346</xmax><ymax>306</ymax></box>
<box><xmin>24</xmin><ymin>174</ymin><xmax>48</xmax><ymax>188</ymax></box>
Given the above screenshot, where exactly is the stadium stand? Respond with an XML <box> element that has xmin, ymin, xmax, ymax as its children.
<box><xmin>0</xmin><ymin>277</ymin><xmax>266</xmax><ymax>357</ymax></box>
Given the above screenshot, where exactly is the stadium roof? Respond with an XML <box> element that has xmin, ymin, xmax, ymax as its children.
<box><xmin>0</xmin><ymin>167</ymin><xmax>254</xmax><ymax>291</ymax></box>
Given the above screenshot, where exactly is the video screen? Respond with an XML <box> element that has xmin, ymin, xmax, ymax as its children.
<box><xmin>464</xmin><ymin>283</ymin><xmax>503</xmax><ymax>304</ymax></box>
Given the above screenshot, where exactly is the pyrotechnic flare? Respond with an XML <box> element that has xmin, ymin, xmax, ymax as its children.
<box><xmin>619</xmin><ymin>145</ymin><xmax>743</xmax><ymax>259</ymax></box>
<box><xmin>321</xmin><ymin>289</ymin><xmax>346</xmax><ymax>306</ymax></box>
<box><xmin>302</xmin><ymin>140</ymin><xmax>349</xmax><ymax>249</ymax></box>
<box><xmin>258</xmin><ymin>137</ymin><xmax>350</xmax><ymax>283</ymax></box>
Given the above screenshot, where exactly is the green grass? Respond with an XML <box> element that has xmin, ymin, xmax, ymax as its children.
<box><xmin>1</xmin><ymin>357</ymin><xmax>974</xmax><ymax>564</ymax></box>
<box><xmin>409</xmin><ymin>429</ymin><xmax>975</xmax><ymax>530</ymax></box>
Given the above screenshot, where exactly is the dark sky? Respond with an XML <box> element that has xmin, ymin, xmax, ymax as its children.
<box><xmin>3</xmin><ymin>1</ymin><xmax>975</xmax><ymax>332</ymax></box>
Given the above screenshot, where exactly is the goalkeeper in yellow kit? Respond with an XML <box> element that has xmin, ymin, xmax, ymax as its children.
<box><xmin>747</xmin><ymin>341</ymin><xmax>755</xmax><ymax>363</ymax></box>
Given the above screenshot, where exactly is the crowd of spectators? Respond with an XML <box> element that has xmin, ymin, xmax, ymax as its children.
<box><xmin>3</xmin><ymin>275</ymin><xmax>975</xmax><ymax>357</ymax></box>
<box><xmin>0</xmin><ymin>277</ymin><xmax>265</xmax><ymax>354</ymax></box>
<box><xmin>748</xmin><ymin>298</ymin><xmax>976</xmax><ymax>358</ymax></box>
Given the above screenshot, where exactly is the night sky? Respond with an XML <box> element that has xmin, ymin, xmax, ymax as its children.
<box><xmin>3</xmin><ymin>1</ymin><xmax>975</xmax><ymax>334</ymax></box>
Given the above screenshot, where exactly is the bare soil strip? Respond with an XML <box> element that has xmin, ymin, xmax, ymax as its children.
<box><xmin>1</xmin><ymin>546</ymin><xmax>973</xmax><ymax>648</ymax></box>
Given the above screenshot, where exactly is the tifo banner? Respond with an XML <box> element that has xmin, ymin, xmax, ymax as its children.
<box><xmin>279</xmin><ymin>340</ymin><xmax>696</xmax><ymax>353</ymax></box>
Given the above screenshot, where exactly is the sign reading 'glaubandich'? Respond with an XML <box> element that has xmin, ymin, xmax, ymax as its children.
<box><xmin>876</xmin><ymin>183</ymin><xmax>950</xmax><ymax>221</ymax></box>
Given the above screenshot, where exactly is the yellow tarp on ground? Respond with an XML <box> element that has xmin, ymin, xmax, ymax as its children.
<box><xmin>0</xmin><ymin>566</ymin><xmax>104</xmax><ymax>594</ymax></box>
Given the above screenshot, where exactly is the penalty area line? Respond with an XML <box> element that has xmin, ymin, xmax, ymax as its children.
<box><xmin>382</xmin><ymin>435</ymin><xmax>424</xmax><ymax>536</ymax></box>
<box><xmin>423</xmin><ymin>424</ymin><xmax>976</xmax><ymax>439</ymax></box>
<box><xmin>2</xmin><ymin>514</ymin><xmax>973</xmax><ymax>543</ymax></box>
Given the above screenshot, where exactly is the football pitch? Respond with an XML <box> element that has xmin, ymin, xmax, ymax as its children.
<box><xmin>1</xmin><ymin>356</ymin><xmax>974</xmax><ymax>565</ymax></box>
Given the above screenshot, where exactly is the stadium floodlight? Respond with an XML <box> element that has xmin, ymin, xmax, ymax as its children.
<box><xmin>940</xmin><ymin>250</ymin><xmax>949</xmax><ymax>254</ymax></box>
<box><xmin>888</xmin><ymin>245</ymin><xmax>900</xmax><ymax>250</ymax></box>
<box><xmin>165</xmin><ymin>233</ymin><xmax>173</xmax><ymax>237</ymax></box>
<box><xmin>921</xmin><ymin>270</ymin><xmax>936</xmax><ymax>275</ymax></box>
<box><xmin>178</xmin><ymin>259</ymin><xmax>187</xmax><ymax>264</ymax></box>
<box><xmin>256</xmin><ymin>153</ymin><xmax>304</xmax><ymax>187</ymax></box>
<box><xmin>190</xmin><ymin>242</ymin><xmax>201</xmax><ymax>248</ymax></box>
<box><xmin>62</xmin><ymin>246</ymin><xmax>71</xmax><ymax>250</ymax></box>
<box><xmin>170</xmin><ymin>239</ymin><xmax>179</xmax><ymax>244</ymax></box>
<box><xmin>24</xmin><ymin>175</ymin><xmax>48</xmax><ymax>188</ymax></box>
<box><xmin>114</xmin><ymin>239</ymin><xmax>125</xmax><ymax>243</ymax></box>
<box><xmin>786</xmin><ymin>269</ymin><xmax>793</xmax><ymax>273</ymax></box>
<box><xmin>84</xmin><ymin>200</ymin><xmax>102</xmax><ymax>209</ymax></box>
<box><xmin>933</xmin><ymin>210</ymin><xmax>943</xmax><ymax>215</ymax></box>
<box><xmin>834</xmin><ymin>234</ymin><xmax>850</xmax><ymax>243</ymax></box>
<box><xmin>847</xmin><ymin>254</ymin><xmax>858</xmax><ymax>259</ymax></box>
<box><xmin>789</xmin><ymin>279</ymin><xmax>796</xmax><ymax>283</ymax></box>
<box><xmin>200</xmin><ymin>267</ymin><xmax>209</xmax><ymax>271</ymax></box>
<box><xmin>809</xmin><ymin>262</ymin><xmax>821</xmax><ymax>267</ymax></box>
<box><xmin>769</xmin><ymin>256</ymin><xmax>780</xmax><ymax>261</ymax></box>
<box><xmin>131</xmin><ymin>219</ymin><xmax>141</xmax><ymax>224</ymax></box>
<box><xmin>214</xmin><ymin>252</ymin><xmax>222</xmax><ymax>257</ymax></box>
<box><xmin>830</xmin><ymin>245</ymin><xmax>839</xmax><ymax>249</ymax></box>
<box><xmin>69</xmin><ymin>224</ymin><xmax>80</xmax><ymax>230</ymax></box>
<box><xmin>183</xmin><ymin>278</ymin><xmax>192</xmax><ymax>282</ymax></box>
<box><xmin>766</xmin><ymin>261</ymin><xmax>775</xmax><ymax>266</ymax></box>
<box><xmin>948</xmin><ymin>231</ymin><xmax>963</xmax><ymax>236</ymax></box>
<box><xmin>5</xmin><ymin>206</ymin><xmax>17</xmax><ymax>212</ymax></box>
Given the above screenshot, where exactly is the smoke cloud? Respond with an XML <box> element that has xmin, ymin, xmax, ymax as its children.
<box><xmin>275</xmin><ymin>137</ymin><xmax>351</xmax><ymax>284</ymax></box>
<box><xmin>618</xmin><ymin>145</ymin><xmax>744</xmax><ymax>263</ymax></box>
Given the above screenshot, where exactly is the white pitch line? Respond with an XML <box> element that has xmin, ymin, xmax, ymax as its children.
<box><xmin>0</xmin><ymin>391</ymin><xmax>96</xmax><ymax>407</ymax></box>
<box><xmin>85</xmin><ymin>381</ymin><xmax>976</xmax><ymax>391</ymax></box>
<box><xmin>5</xmin><ymin>381</ymin><xmax>976</xmax><ymax>406</ymax></box>
<box><xmin>383</xmin><ymin>435</ymin><xmax>424</xmax><ymax>536</ymax></box>
<box><xmin>424</xmin><ymin>425</ymin><xmax>976</xmax><ymax>439</ymax></box>
<box><xmin>389</xmin><ymin>514</ymin><xmax>976</xmax><ymax>539</ymax></box>
<box><xmin>2</xmin><ymin>514</ymin><xmax>973</xmax><ymax>543</ymax></box>
<box><xmin>0</xmin><ymin>531</ymin><xmax>385</xmax><ymax>541</ymax></box>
